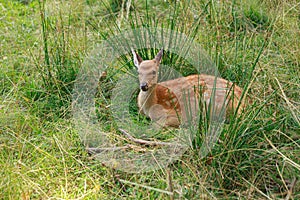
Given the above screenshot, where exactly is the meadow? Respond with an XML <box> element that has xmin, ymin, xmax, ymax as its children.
<box><xmin>0</xmin><ymin>0</ymin><xmax>299</xmax><ymax>199</ymax></box>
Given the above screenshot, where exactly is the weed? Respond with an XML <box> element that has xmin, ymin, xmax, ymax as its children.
<box><xmin>0</xmin><ymin>0</ymin><xmax>299</xmax><ymax>199</ymax></box>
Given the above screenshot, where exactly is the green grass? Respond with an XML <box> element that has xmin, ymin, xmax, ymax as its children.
<box><xmin>1</xmin><ymin>0</ymin><xmax>299</xmax><ymax>199</ymax></box>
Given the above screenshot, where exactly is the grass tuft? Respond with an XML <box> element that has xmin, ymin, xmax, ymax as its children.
<box><xmin>0</xmin><ymin>0</ymin><xmax>299</xmax><ymax>199</ymax></box>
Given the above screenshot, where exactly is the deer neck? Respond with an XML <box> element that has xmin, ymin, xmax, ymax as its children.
<box><xmin>138</xmin><ymin>84</ymin><xmax>158</xmax><ymax>114</ymax></box>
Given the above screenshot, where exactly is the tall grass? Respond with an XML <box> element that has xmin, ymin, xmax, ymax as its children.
<box><xmin>0</xmin><ymin>0</ymin><xmax>299</xmax><ymax>199</ymax></box>
<box><xmin>24</xmin><ymin>0</ymin><xmax>82</xmax><ymax>120</ymax></box>
<box><xmin>80</xmin><ymin>0</ymin><xmax>300</xmax><ymax>198</ymax></box>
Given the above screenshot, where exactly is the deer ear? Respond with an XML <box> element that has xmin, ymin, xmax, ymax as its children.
<box><xmin>131</xmin><ymin>49</ymin><xmax>143</xmax><ymax>68</ymax></box>
<box><xmin>155</xmin><ymin>48</ymin><xmax>163</xmax><ymax>64</ymax></box>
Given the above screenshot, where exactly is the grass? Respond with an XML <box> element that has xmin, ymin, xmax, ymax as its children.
<box><xmin>1</xmin><ymin>0</ymin><xmax>299</xmax><ymax>199</ymax></box>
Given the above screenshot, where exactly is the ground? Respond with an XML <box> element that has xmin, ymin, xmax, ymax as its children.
<box><xmin>0</xmin><ymin>0</ymin><xmax>299</xmax><ymax>199</ymax></box>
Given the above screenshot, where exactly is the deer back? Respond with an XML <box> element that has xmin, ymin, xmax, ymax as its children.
<box><xmin>158</xmin><ymin>74</ymin><xmax>244</xmax><ymax>123</ymax></box>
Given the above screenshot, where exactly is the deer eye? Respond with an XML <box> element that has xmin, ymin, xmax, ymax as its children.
<box><xmin>152</xmin><ymin>70</ymin><xmax>156</xmax><ymax>75</ymax></box>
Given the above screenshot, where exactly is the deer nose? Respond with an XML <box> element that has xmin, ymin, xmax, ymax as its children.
<box><xmin>140</xmin><ymin>82</ymin><xmax>148</xmax><ymax>91</ymax></box>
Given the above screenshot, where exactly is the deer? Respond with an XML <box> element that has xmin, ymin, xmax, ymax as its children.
<box><xmin>132</xmin><ymin>49</ymin><xmax>245</xmax><ymax>128</ymax></box>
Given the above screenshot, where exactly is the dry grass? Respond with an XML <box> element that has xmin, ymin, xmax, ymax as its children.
<box><xmin>0</xmin><ymin>0</ymin><xmax>299</xmax><ymax>199</ymax></box>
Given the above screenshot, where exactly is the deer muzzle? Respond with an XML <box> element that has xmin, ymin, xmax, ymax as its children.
<box><xmin>140</xmin><ymin>82</ymin><xmax>149</xmax><ymax>91</ymax></box>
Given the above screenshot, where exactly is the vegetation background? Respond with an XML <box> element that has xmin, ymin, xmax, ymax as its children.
<box><xmin>0</xmin><ymin>0</ymin><xmax>299</xmax><ymax>199</ymax></box>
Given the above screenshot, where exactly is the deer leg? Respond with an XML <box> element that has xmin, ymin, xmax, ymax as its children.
<box><xmin>149</xmin><ymin>105</ymin><xmax>180</xmax><ymax>128</ymax></box>
<box><xmin>148</xmin><ymin>104</ymin><xmax>168</xmax><ymax>128</ymax></box>
<box><xmin>164</xmin><ymin>112</ymin><xmax>180</xmax><ymax>127</ymax></box>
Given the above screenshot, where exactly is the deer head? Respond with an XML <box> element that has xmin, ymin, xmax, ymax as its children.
<box><xmin>132</xmin><ymin>49</ymin><xmax>163</xmax><ymax>91</ymax></box>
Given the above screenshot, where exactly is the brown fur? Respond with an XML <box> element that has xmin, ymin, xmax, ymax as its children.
<box><xmin>132</xmin><ymin>49</ymin><xmax>245</xmax><ymax>127</ymax></box>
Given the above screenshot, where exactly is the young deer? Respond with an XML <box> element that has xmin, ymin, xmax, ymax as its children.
<box><xmin>132</xmin><ymin>49</ymin><xmax>245</xmax><ymax>128</ymax></box>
